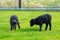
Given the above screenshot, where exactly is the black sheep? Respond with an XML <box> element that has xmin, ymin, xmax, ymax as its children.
<box><xmin>30</xmin><ymin>14</ymin><xmax>52</xmax><ymax>31</ymax></box>
<box><xmin>10</xmin><ymin>15</ymin><xmax>20</xmax><ymax>30</ymax></box>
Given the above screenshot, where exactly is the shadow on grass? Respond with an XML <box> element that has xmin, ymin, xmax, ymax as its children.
<box><xmin>19</xmin><ymin>28</ymin><xmax>39</xmax><ymax>32</ymax></box>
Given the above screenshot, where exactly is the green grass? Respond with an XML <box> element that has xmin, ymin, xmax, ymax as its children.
<box><xmin>0</xmin><ymin>11</ymin><xmax>60</xmax><ymax>40</ymax></box>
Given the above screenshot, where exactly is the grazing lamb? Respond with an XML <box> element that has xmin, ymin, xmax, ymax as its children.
<box><xmin>30</xmin><ymin>14</ymin><xmax>52</xmax><ymax>31</ymax></box>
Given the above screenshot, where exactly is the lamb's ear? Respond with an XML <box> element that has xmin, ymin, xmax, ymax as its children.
<box><xmin>31</xmin><ymin>19</ymin><xmax>34</xmax><ymax>21</ymax></box>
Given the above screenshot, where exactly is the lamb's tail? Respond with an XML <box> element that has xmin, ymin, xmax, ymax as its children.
<box><xmin>13</xmin><ymin>20</ymin><xmax>16</xmax><ymax>22</ymax></box>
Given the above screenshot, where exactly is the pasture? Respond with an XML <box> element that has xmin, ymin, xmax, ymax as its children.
<box><xmin>0</xmin><ymin>10</ymin><xmax>60</xmax><ymax>40</ymax></box>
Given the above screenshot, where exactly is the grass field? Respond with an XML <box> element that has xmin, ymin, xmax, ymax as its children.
<box><xmin>0</xmin><ymin>0</ymin><xmax>60</xmax><ymax>7</ymax></box>
<box><xmin>0</xmin><ymin>10</ymin><xmax>60</xmax><ymax>40</ymax></box>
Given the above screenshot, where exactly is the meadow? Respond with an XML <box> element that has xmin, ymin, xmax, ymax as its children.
<box><xmin>0</xmin><ymin>10</ymin><xmax>60</xmax><ymax>40</ymax></box>
<box><xmin>0</xmin><ymin>0</ymin><xmax>60</xmax><ymax>7</ymax></box>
